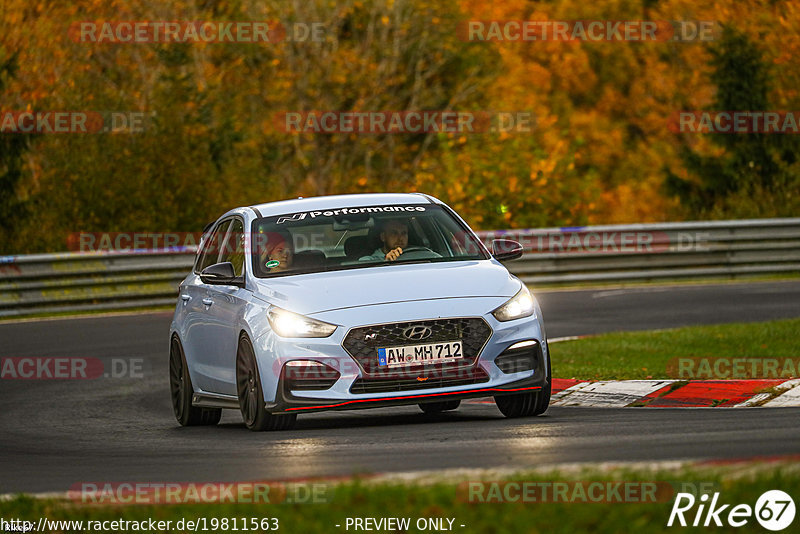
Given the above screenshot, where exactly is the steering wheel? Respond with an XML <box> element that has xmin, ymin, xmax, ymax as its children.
<box><xmin>398</xmin><ymin>246</ymin><xmax>441</xmax><ymax>260</ymax></box>
<box><xmin>402</xmin><ymin>246</ymin><xmax>434</xmax><ymax>253</ymax></box>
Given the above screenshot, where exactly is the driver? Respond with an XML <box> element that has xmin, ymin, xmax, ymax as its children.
<box><xmin>360</xmin><ymin>219</ymin><xmax>408</xmax><ymax>262</ymax></box>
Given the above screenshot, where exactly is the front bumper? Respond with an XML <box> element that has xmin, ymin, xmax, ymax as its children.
<box><xmin>265</xmin><ymin>332</ymin><xmax>549</xmax><ymax>414</ymax></box>
<box><xmin>252</xmin><ymin>297</ymin><xmax>549</xmax><ymax>414</ymax></box>
<box><xmin>266</xmin><ymin>369</ymin><xmax>548</xmax><ymax>414</ymax></box>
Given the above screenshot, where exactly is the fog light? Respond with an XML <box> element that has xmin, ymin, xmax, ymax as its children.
<box><xmin>495</xmin><ymin>340</ymin><xmax>540</xmax><ymax>374</ymax></box>
<box><xmin>284</xmin><ymin>360</ymin><xmax>340</xmax><ymax>390</ymax></box>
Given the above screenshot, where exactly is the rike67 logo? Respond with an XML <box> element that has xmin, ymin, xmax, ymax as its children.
<box><xmin>668</xmin><ymin>490</ymin><xmax>795</xmax><ymax>530</ymax></box>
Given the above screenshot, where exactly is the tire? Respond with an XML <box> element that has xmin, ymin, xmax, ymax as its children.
<box><xmin>169</xmin><ymin>336</ymin><xmax>222</xmax><ymax>426</ymax></box>
<box><xmin>494</xmin><ymin>390</ymin><xmax>538</xmax><ymax>417</ymax></box>
<box><xmin>531</xmin><ymin>340</ymin><xmax>552</xmax><ymax>416</ymax></box>
<box><xmin>494</xmin><ymin>339</ymin><xmax>552</xmax><ymax>418</ymax></box>
<box><xmin>419</xmin><ymin>399</ymin><xmax>461</xmax><ymax>414</ymax></box>
<box><xmin>236</xmin><ymin>334</ymin><xmax>297</xmax><ymax>431</ymax></box>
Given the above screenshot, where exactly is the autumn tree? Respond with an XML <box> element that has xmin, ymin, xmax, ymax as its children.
<box><xmin>667</xmin><ymin>26</ymin><xmax>800</xmax><ymax>217</ymax></box>
<box><xmin>2</xmin><ymin>0</ymin><xmax>800</xmax><ymax>252</ymax></box>
<box><xmin>0</xmin><ymin>48</ymin><xmax>32</xmax><ymax>253</ymax></box>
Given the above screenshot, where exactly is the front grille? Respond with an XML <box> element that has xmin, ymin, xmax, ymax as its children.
<box><xmin>342</xmin><ymin>317</ymin><xmax>492</xmax><ymax>377</ymax></box>
<box><xmin>350</xmin><ymin>367</ymin><xmax>490</xmax><ymax>394</ymax></box>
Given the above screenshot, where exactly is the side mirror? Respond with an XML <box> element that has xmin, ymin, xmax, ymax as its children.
<box><xmin>492</xmin><ymin>239</ymin><xmax>524</xmax><ymax>262</ymax></box>
<box><xmin>200</xmin><ymin>262</ymin><xmax>239</xmax><ymax>285</ymax></box>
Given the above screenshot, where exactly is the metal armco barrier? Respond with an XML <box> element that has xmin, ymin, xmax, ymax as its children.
<box><xmin>477</xmin><ymin>218</ymin><xmax>800</xmax><ymax>285</ymax></box>
<box><xmin>0</xmin><ymin>252</ymin><xmax>194</xmax><ymax>317</ymax></box>
<box><xmin>1</xmin><ymin>218</ymin><xmax>798</xmax><ymax>317</ymax></box>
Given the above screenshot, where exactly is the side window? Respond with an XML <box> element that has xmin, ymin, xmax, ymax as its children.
<box><xmin>219</xmin><ymin>218</ymin><xmax>245</xmax><ymax>277</ymax></box>
<box><xmin>195</xmin><ymin>220</ymin><xmax>231</xmax><ymax>273</ymax></box>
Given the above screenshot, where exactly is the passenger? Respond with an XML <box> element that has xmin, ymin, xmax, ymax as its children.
<box><xmin>259</xmin><ymin>231</ymin><xmax>294</xmax><ymax>273</ymax></box>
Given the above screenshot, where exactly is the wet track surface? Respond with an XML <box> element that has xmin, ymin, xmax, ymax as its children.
<box><xmin>2</xmin><ymin>280</ymin><xmax>800</xmax><ymax>493</ymax></box>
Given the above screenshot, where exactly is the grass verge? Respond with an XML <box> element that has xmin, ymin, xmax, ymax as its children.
<box><xmin>2</xmin><ymin>463</ymin><xmax>798</xmax><ymax>534</ymax></box>
<box><xmin>553</xmin><ymin>318</ymin><xmax>800</xmax><ymax>380</ymax></box>
<box><xmin>0</xmin><ymin>305</ymin><xmax>174</xmax><ymax>323</ymax></box>
<box><xmin>533</xmin><ymin>272</ymin><xmax>800</xmax><ymax>291</ymax></box>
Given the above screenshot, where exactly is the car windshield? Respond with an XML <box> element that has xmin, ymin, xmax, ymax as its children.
<box><xmin>250</xmin><ymin>204</ymin><xmax>489</xmax><ymax>277</ymax></box>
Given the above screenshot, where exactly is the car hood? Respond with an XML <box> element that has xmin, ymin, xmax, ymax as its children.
<box><xmin>252</xmin><ymin>260</ymin><xmax>520</xmax><ymax>316</ymax></box>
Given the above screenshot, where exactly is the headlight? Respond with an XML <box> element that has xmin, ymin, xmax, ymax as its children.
<box><xmin>268</xmin><ymin>307</ymin><xmax>337</xmax><ymax>338</ymax></box>
<box><xmin>492</xmin><ymin>285</ymin><xmax>535</xmax><ymax>322</ymax></box>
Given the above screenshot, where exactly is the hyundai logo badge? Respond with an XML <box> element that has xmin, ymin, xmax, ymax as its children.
<box><xmin>403</xmin><ymin>325</ymin><xmax>432</xmax><ymax>341</ymax></box>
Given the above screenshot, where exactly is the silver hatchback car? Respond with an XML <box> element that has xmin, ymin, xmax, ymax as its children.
<box><xmin>169</xmin><ymin>193</ymin><xmax>551</xmax><ymax>430</ymax></box>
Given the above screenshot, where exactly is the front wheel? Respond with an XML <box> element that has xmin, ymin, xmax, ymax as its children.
<box><xmin>531</xmin><ymin>340</ymin><xmax>553</xmax><ymax>415</ymax></box>
<box><xmin>169</xmin><ymin>336</ymin><xmax>222</xmax><ymax>426</ymax></box>
<box><xmin>494</xmin><ymin>340</ymin><xmax>552</xmax><ymax>418</ymax></box>
<box><xmin>494</xmin><ymin>391</ymin><xmax>539</xmax><ymax>417</ymax></box>
<box><xmin>236</xmin><ymin>334</ymin><xmax>297</xmax><ymax>431</ymax></box>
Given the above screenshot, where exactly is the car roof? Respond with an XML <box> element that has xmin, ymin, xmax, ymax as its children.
<box><xmin>248</xmin><ymin>192</ymin><xmax>441</xmax><ymax>218</ymax></box>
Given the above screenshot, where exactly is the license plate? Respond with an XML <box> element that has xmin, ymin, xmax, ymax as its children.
<box><xmin>377</xmin><ymin>341</ymin><xmax>463</xmax><ymax>368</ymax></box>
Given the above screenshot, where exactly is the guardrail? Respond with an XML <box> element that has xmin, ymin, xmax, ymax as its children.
<box><xmin>1</xmin><ymin>218</ymin><xmax>798</xmax><ymax>317</ymax></box>
<box><xmin>0</xmin><ymin>251</ymin><xmax>194</xmax><ymax>317</ymax></box>
<box><xmin>477</xmin><ymin>218</ymin><xmax>800</xmax><ymax>285</ymax></box>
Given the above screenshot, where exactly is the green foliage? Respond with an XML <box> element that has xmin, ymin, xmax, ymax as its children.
<box><xmin>667</xmin><ymin>26</ymin><xmax>800</xmax><ymax>217</ymax></box>
<box><xmin>0</xmin><ymin>48</ymin><xmax>32</xmax><ymax>252</ymax></box>
<box><xmin>2</xmin><ymin>1</ymin><xmax>800</xmax><ymax>253</ymax></box>
<box><xmin>554</xmin><ymin>317</ymin><xmax>800</xmax><ymax>380</ymax></box>
<box><xmin>2</xmin><ymin>465</ymin><xmax>800</xmax><ymax>534</ymax></box>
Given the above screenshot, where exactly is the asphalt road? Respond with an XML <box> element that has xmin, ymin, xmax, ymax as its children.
<box><xmin>1</xmin><ymin>280</ymin><xmax>799</xmax><ymax>493</ymax></box>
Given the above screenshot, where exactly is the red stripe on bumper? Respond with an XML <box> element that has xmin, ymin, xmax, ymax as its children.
<box><xmin>285</xmin><ymin>386</ymin><xmax>542</xmax><ymax>412</ymax></box>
